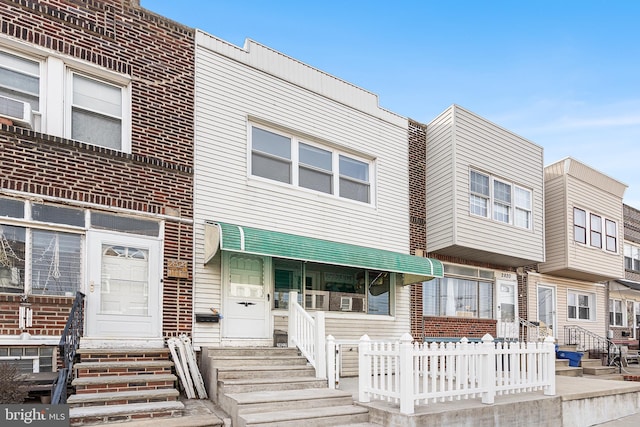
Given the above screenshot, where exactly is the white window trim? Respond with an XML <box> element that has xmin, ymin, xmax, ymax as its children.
<box><xmin>573</xmin><ymin>206</ymin><xmax>618</xmax><ymax>254</ymax></box>
<box><xmin>469</xmin><ymin>169</ymin><xmax>532</xmax><ymax>230</ymax></box>
<box><xmin>567</xmin><ymin>289</ymin><xmax>596</xmax><ymax>322</ymax></box>
<box><xmin>609</xmin><ymin>298</ymin><xmax>625</xmax><ymax>327</ymax></box>
<box><xmin>0</xmin><ymin>42</ymin><xmax>132</xmax><ymax>153</ymax></box>
<box><xmin>248</xmin><ymin>122</ymin><xmax>376</xmax><ymax>205</ymax></box>
<box><xmin>625</xmin><ymin>242</ymin><xmax>640</xmax><ymax>272</ymax></box>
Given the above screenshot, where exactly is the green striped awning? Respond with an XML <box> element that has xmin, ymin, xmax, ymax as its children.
<box><xmin>204</xmin><ymin>222</ymin><xmax>443</xmax><ymax>285</ymax></box>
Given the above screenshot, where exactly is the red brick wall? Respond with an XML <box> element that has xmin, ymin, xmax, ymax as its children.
<box><xmin>0</xmin><ymin>294</ymin><xmax>76</xmax><ymax>336</ymax></box>
<box><xmin>422</xmin><ymin>316</ymin><xmax>496</xmax><ymax>339</ymax></box>
<box><xmin>624</xmin><ymin>204</ymin><xmax>640</xmax><ymax>282</ymax></box>
<box><xmin>0</xmin><ymin>0</ymin><xmax>195</xmax><ymax>338</ymax></box>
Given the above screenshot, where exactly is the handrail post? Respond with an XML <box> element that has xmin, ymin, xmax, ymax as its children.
<box><xmin>288</xmin><ymin>291</ymin><xmax>297</xmax><ymax>348</ymax></box>
<box><xmin>327</xmin><ymin>335</ymin><xmax>336</xmax><ymax>389</ymax></box>
<box><xmin>315</xmin><ymin>311</ymin><xmax>326</xmax><ymax>379</ymax></box>
<box><xmin>358</xmin><ymin>335</ymin><xmax>371</xmax><ymax>403</ymax></box>
<box><xmin>481</xmin><ymin>333</ymin><xmax>496</xmax><ymax>404</ymax></box>
<box><xmin>399</xmin><ymin>333</ymin><xmax>414</xmax><ymax>415</ymax></box>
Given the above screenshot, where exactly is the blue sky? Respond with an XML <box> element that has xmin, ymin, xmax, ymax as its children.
<box><xmin>141</xmin><ymin>0</ymin><xmax>640</xmax><ymax>208</ymax></box>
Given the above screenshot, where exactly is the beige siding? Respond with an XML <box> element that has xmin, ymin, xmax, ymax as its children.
<box><xmin>193</xmin><ymin>31</ymin><xmax>411</xmax><ymax>347</ymax></box>
<box><xmin>426</xmin><ymin>107</ymin><xmax>455</xmax><ymax>250</ymax></box>
<box><xmin>427</xmin><ymin>105</ymin><xmax>545</xmax><ymax>264</ymax></box>
<box><xmin>540</xmin><ymin>158</ymin><xmax>626</xmax><ymax>280</ymax></box>
<box><xmin>540</xmin><ymin>176</ymin><xmax>568</xmax><ymax>272</ymax></box>
<box><xmin>526</xmin><ymin>272</ymin><xmax>607</xmax><ymax>344</ymax></box>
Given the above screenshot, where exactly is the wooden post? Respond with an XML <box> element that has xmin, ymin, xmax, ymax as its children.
<box><xmin>315</xmin><ymin>311</ymin><xmax>326</xmax><ymax>379</ymax></box>
<box><xmin>544</xmin><ymin>335</ymin><xmax>556</xmax><ymax>395</ymax></box>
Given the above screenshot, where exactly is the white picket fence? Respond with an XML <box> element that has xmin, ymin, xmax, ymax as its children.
<box><xmin>329</xmin><ymin>333</ymin><xmax>556</xmax><ymax>414</ymax></box>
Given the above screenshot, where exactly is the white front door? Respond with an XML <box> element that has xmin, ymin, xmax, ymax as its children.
<box><xmin>537</xmin><ymin>285</ymin><xmax>556</xmax><ymax>339</ymax></box>
<box><xmin>85</xmin><ymin>231</ymin><xmax>162</xmax><ymax>345</ymax></box>
<box><xmin>223</xmin><ymin>253</ymin><xmax>270</xmax><ymax>339</ymax></box>
<box><xmin>497</xmin><ymin>280</ymin><xmax>518</xmax><ymax>339</ymax></box>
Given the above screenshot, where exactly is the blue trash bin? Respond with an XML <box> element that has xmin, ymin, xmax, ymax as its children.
<box><xmin>557</xmin><ymin>350</ymin><xmax>584</xmax><ymax>367</ymax></box>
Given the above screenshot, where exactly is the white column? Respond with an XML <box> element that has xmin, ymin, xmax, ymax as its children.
<box><xmin>481</xmin><ymin>333</ymin><xmax>496</xmax><ymax>404</ymax></box>
<box><xmin>399</xmin><ymin>333</ymin><xmax>415</xmax><ymax>415</ymax></box>
<box><xmin>358</xmin><ymin>334</ymin><xmax>371</xmax><ymax>403</ymax></box>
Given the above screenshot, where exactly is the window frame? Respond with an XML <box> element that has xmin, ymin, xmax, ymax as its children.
<box><xmin>249</xmin><ymin>123</ymin><xmax>374</xmax><ymax>204</ymax></box>
<box><xmin>609</xmin><ymin>298</ymin><xmax>625</xmax><ymax>327</ymax></box>
<box><xmin>573</xmin><ymin>207</ymin><xmax>618</xmax><ymax>253</ymax></box>
<box><xmin>625</xmin><ymin>243</ymin><xmax>640</xmax><ymax>272</ymax></box>
<box><xmin>469</xmin><ymin>169</ymin><xmax>532</xmax><ymax>230</ymax></box>
<box><xmin>0</xmin><ymin>44</ymin><xmax>131</xmax><ymax>153</ymax></box>
<box><xmin>567</xmin><ymin>289</ymin><xmax>595</xmax><ymax>321</ymax></box>
<box><xmin>422</xmin><ymin>273</ymin><xmax>495</xmax><ymax>320</ymax></box>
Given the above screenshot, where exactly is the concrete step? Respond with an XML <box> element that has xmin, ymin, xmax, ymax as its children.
<box><xmin>210</xmin><ymin>355</ymin><xmax>309</xmax><ymax>367</ymax></box>
<box><xmin>556</xmin><ymin>365</ymin><xmax>583</xmax><ymax>377</ymax></box>
<box><xmin>583</xmin><ymin>366</ymin><xmax>618</xmax><ymax>375</ymax></box>
<box><xmin>207</xmin><ymin>347</ymin><xmax>300</xmax><ymax>357</ymax></box>
<box><xmin>581</xmin><ymin>358</ymin><xmax>605</xmax><ymax>368</ymax></box>
<box><xmin>67</xmin><ymin>388</ymin><xmax>179</xmax><ymax>407</ymax></box>
<box><xmin>238</xmin><ymin>404</ymin><xmax>369</xmax><ymax>427</ymax></box>
<box><xmin>69</xmin><ymin>400</ymin><xmax>185</xmax><ymax>425</ymax></box>
<box><xmin>219</xmin><ymin>376</ymin><xmax>327</xmax><ymax>394</ymax></box>
<box><xmin>222</xmin><ymin>388</ymin><xmax>354</xmax><ymax>426</ymax></box>
<box><xmin>74</xmin><ymin>360</ymin><xmax>174</xmax><ymax>377</ymax></box>
<box><xmin>217</xmin><ymin>365</ymin><xmax>316</xmax><ymax>380</ymax></box>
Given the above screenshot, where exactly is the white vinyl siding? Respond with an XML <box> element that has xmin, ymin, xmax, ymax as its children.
<box><xmin>426</xmin><ymin>105</ymin><xmax>544</xmax><ymax>266</ymax></box>
<box><xmin>193</xmin><ymin>31</ymin><xmax>410</xmax><ymax>347</ymax></box>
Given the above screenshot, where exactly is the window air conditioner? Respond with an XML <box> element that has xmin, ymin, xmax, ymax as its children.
<box><xmin>0</xmin><ymin>95</ymin><xmax>32</xmax><ymax>129</ymax></box>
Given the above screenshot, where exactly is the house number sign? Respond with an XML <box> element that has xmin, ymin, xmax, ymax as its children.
<box><xmin>167</xmin><ymin>259</ymin><xmax>188</xmax><ymax>278</ymax></box>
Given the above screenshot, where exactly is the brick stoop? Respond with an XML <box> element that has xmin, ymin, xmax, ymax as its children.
<box><xmin>68</xmin><ymin>348</ymin><xmax>184</xmax><ymax>426</ymax></box>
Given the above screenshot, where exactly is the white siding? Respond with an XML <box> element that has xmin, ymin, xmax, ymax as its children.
<box><xmin>426</xmin><ymin>105</ymin><xmax>545</xmax><ymax>265</ymax></box>
<box><xmin>193</xmin><ymin>31</ymin><xmax>410</xmax><ymax>347</ymax></box>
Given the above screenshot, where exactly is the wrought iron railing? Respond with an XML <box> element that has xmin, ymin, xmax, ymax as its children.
<box><xmin>52</xmin><ymin>291</ymin><xmax>85</xmax><ymax>404</ymax></box>
<box><xmin>563</xmin><ymin>324</ymin><xmax>619</xmax><ymax>367</ymax></box>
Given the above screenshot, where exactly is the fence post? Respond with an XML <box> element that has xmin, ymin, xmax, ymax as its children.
<box><xmin>399</xmin><ymin>333</ymin><xmax>415</xmax><ymax>415</ymax></box>
<box><xmin>327</xmin><ymin>335</ymin><xmax>336</xmax><ymax>389</ymax></box>
<box><xmin>544</xmin><ymin>335</ymin><xmax>556</xmax><ymax>396</ymax></box>
<box><xmin>481</xmin><ymin>333</ymin><xmax>495</xmax><ymax>404</ymax></box>
<box><xmin>315</xmin><ymin>311</ymin><xmax>326</xmax><ymax>379</ymax></box>
<box><xmin>288</xmin><ymin>291</ymin><xmax>298</xmax><ymax>348</ymax></box>
<box><xmin>358</xmin><ymin>335</ymin><xmax>371</xmax><ymax>403</ymax></box>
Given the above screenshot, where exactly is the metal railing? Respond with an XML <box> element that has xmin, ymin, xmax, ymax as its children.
<box><xmin>52</xmin><ymin>291</ymin><xmax>85</xmax><ymax>404</ymax></box>
<box><xmin>563</xmin><ymin>324</ymin><xmax>619</xmax><ymax>366</ymax></box>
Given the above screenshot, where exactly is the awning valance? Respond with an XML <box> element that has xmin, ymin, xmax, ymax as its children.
<box><xmin>204</xmin><ymin>222</ymin><xmax>443</xmax><ymax>285</ymax></box>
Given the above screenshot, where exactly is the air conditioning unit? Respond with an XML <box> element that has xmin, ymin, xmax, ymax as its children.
<box><xmin>0</xmin><ymin>95</ymin><xmax>32</xmax><ymax>128</ymax></box>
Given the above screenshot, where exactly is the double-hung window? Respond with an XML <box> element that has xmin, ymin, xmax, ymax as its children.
<box><xmin>573</xmin><ymin>208</ymin><xmax>587</xmax><ymax>244</ymax></box>
<box><xmin>590</xmin><ymin>213</ymin><xmax>602</xmax><ymax>249</ymax></box>
<box><xmin>605</xmin><ymin>220</ymin><xmax>617</xmax><ymax>252</ymax></box>
<box><xmin>469</xmin><ymin>170</ymin><xmax>532</xmax><ymax>229</ymax></box>
<box><xmin>70</xmin><ymin>73</ymin><xmax>124</xmax><ymax>150</ymax></box>
<box><xmin>568</xmin><ymin>290</ymin><xmax>594</xmax><ymax>321</ymax></box>
<box><xmin>609</xmin><ymin>299</ymin><xmax>624</xmax><ymax>326</ymax></box>
<box><xmin>0</xmin><ymin>50</ymin><xmax>40</xmax><ymax>115</ymax></box>
<box><xmin>250</xmin><ymin>124</ymin><xmax>373</xmax><ymax>203</ymax></box>
<box><xmin>625</xmin><ymin>244</ymin><xmax>640</xmax><ymax>271</ymax></box>
<box><xmin>0</xmin><ymin>46</ymin><xmax>130</xmax><ymax>152</ymax></box>
<box><xmin>469</xmin><ymin>171</ymin><xmax>489</xmax><ymax>217</ymax></box>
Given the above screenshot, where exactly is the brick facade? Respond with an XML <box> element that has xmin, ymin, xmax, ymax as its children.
<box><xmin>624</xmin><ymin>204</ymin><xmax>640</xmax><ymax>282</ymax></box>
<box><xmin>0</xmin><ymin>0</ymin><xmax>195</xmax><ymax>338</ymax></box>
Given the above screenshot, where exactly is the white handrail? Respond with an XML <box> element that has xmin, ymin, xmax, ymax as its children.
<box><xmin>287</xmin><ymin>291</ymin><xmax>326</xmax><ymax>378</ymax></box>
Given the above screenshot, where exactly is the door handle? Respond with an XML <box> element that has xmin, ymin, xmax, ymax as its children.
<box><xmin>237</xmin><ymin>301</ymin><xmax>256</xmax><ymax>307</ymax></box>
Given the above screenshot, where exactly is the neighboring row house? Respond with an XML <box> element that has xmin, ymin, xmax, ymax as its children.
<box><xmin>0</xmin><ymin>0</ymin><xmax>194</xmax><ymax>420</ymax></box>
